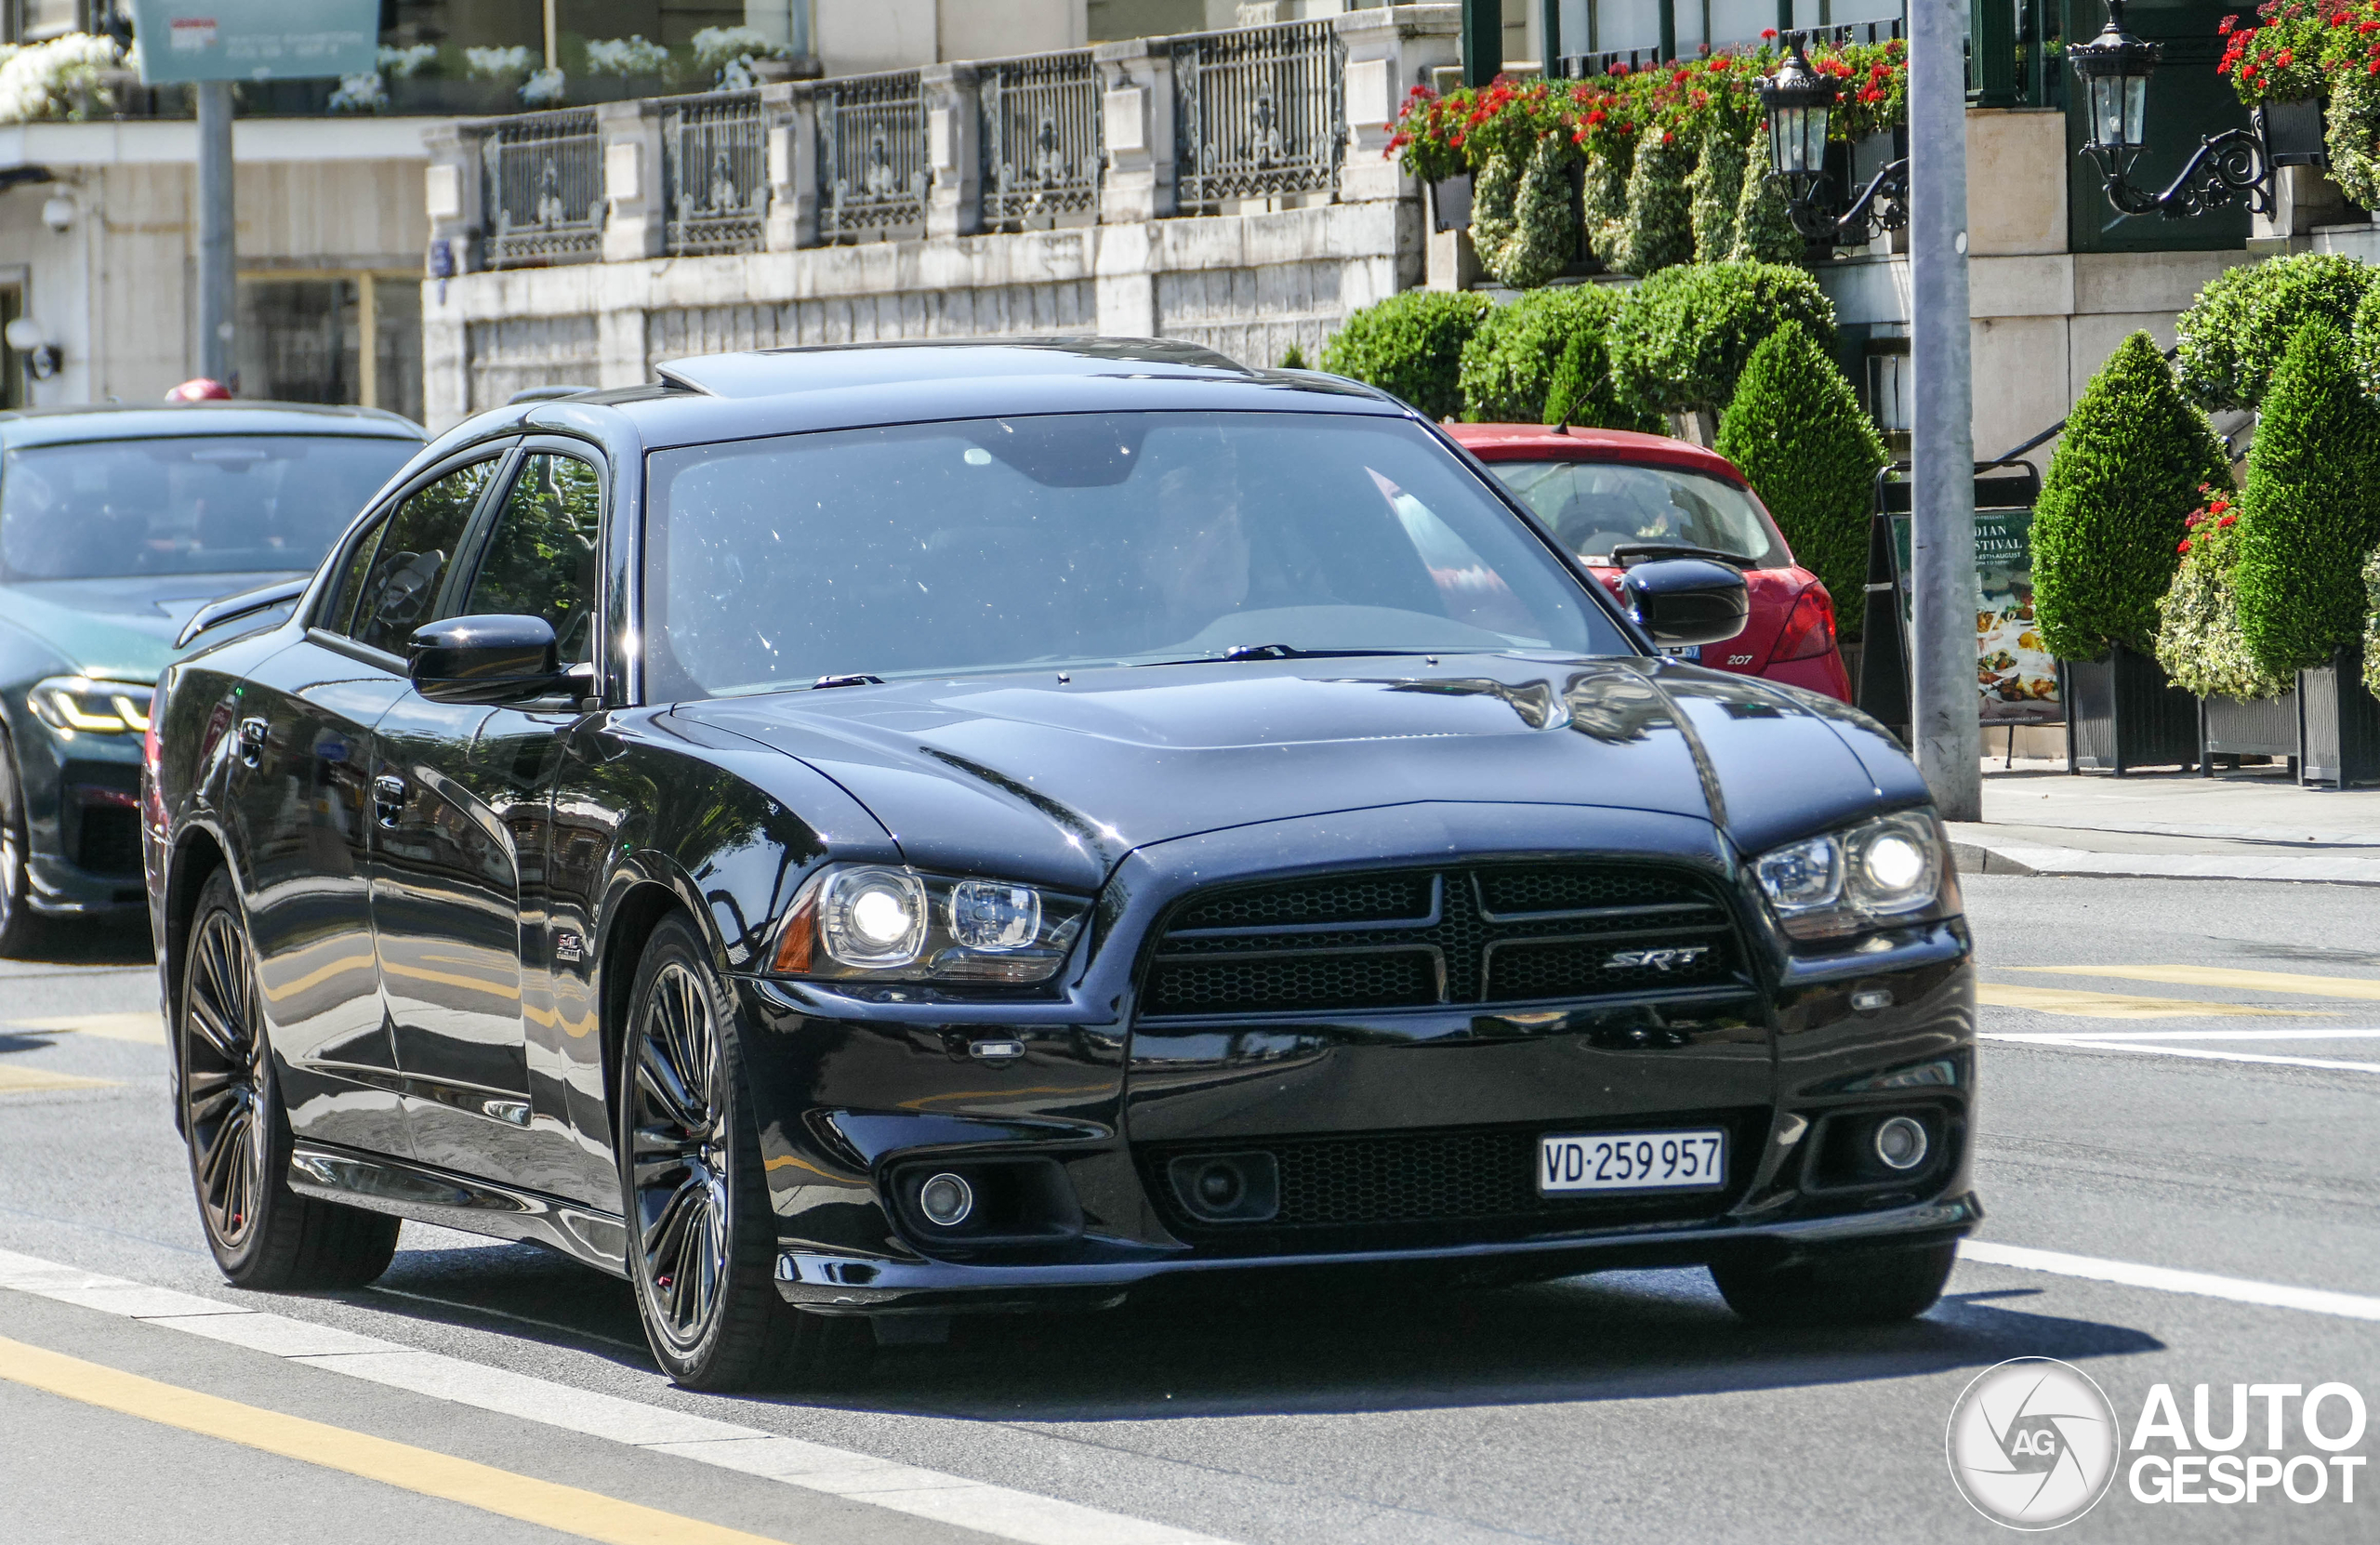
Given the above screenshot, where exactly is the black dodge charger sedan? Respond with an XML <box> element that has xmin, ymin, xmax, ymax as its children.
<box><xmin>144</xmin><ymin>340</ymin><xmax>1977</xmax><ymax>1390</ymax></box>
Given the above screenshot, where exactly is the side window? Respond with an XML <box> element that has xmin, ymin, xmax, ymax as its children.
<box><xmin>320</xmin><ymin>516</ymin><xmax>389</xmax><ymax>637</ymax></box>
<box><xmin>463</xmin><ymin>453</ymin><xmax>603</xmax><ymax>666</ymax></box>
<box><xmin>349</xmin><ymin>459</ymin><xmax>498</xmax><ymax>655</ymax></box>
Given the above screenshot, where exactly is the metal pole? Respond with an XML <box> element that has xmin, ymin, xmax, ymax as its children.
<box><xmin>196</xmin><ymin>79</ymin><xmax>235</xmax><ymax>389</ymax></box>
<box><xmin>1907</xmin><ymin>0</ymin><xmax>1980</xmax><ymax>821</ymax></box>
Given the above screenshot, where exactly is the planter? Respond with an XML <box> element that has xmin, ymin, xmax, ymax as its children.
<box><xmin>567</xmin><ymin>73</ymin><xmax>672</xmax><ymax>104</ymax></box>
<box><xmin>2062</xmin><ymin>645</ymin><xmax>2200</xmax><ymax>774</ymax></box>
<box><xmin>1429</xmin><ymin>173</ymin><xmax>1473</xmax><ymax>233</ymax></box>
<box><xmin>2200</xmin><ymin>689</ymin><xmax>2299</xmax><ymax>772</ymax></box>
<box><xmin>2256</xmin><ymin>97</ymin><xmax>2327</xmax><ymax>168</ymax></box>
<box><xmin>2297</xmin><ymin>650</ymin><xmax>2380</xmax><ymax>786</ymax></box>
<box><xmin>387</xmin><ymin>77</ymin><xmax>522</xmax><ymax>116</ymax></box>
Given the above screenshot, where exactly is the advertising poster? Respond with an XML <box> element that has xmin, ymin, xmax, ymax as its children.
<box><xmin>1885</xmin><ymin>509</ymin><xmax>2061</xmax><ymax>726</ymax></box>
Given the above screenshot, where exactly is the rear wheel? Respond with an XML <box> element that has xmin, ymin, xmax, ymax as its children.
<box><xmin>1709</xmin><ymin>1240</ymin><xmax>1958</xmax><ymax>1327</ymax></box>
<box><xmin>0</xmin><ymin>731</ymin><xmax>39</xmax><ymax>957</ymax></box>
<box><xmin>619</xmin><ymin>913</ymin><xmax>868</xmax><ymax>1390</ymax></box>
<box><xmin>180</xmin><ymin>869</ymin><xmax>399</xmax><ymax>1288</ymax></box>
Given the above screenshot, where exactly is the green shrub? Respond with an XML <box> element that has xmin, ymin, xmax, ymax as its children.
<box><xmin>1543</xmin><ymin>327</ymin><xmax>1660</xmax><ymax>433</ymax></box>
<box><xmin>2174</xmin><ymin>252</ymin><xmax>2376</xmax><ymax>412</ymax></box>
<box><xmin>2354</xmin><ymin>281</ymin><xmax>2380</xmax><ymax>400</ymax></box>
<box><xmin>1318</xmin><ymin>289</ymin><xmax>1494</xmax><ymax>421</ymax></box>
<box><xmin>1459</xmin><ymin>284</ymin><xmax>1624</xmax><ymax>423</ymax></box>
<box><xmin>1686</xmin><ymin>128</ymin><xmax>1746</xmax><ymax>264</ymax></box>
<box><xmin>1277</xmin><ymin>342</ymin><xmax>1307</xmax><ymax>370</ymax></box>
<box><xmin>2235</xmin><ymin>317</ymin><xmax>2380</xmax><ymax>674</ymax></box>
<box><xmin>2364</xmin><ymin>545</ymin><xmax>2380</xmax><ymax>699</ymax></box>
<box><xmin>2030</xmin><ymin>332</ymin><xmax>2233</xmax><ymax>662</ymax></box>
<box><xmin>1612</xmin><ymin>131</ymin><xmax>1695</xmax><ymax>277</ymax></box>
<box><xmin>1713</xmin><ymin>321</ymin><xmax>1884</xmax><ymax>643</ymax></box>
<box><xmin>2328</xmin><ymin>69</ymin><xmax>2380</xmax><ymax>210</ymax></box>
<box><xmin>1582</xmin><ymin>143</ymin><xmax>1633</xmax><ymax>267</ymax></box>
<box><xmin>1728</xmin><ymin>157</ymin><xmax>1801</xmax><ymax>263</ymax></box>
<box><xmin>1488</xmin><ymin>135</ymin><xmax>1579</xmax><ymax>289</ymax></box>
<box><xmin>1606</xmin><ymin>261</ymin><xmax>1836</xmax><ymax>416</ymax></box>
<box><xmin>2159</xmin><ymin>489</ymin><xmax>2290</xmax><ymax>700</ymax></box>
<box><xmin>1470</xmin><ymin>152</ymin><xmax>1521</xmax><ymax>267</ymax></box>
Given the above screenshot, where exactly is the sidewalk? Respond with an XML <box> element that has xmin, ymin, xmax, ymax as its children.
<box><xmin>1946</xmin><ymin>762</ymin><xmax>2380</xmax><ymax>886</ymax></box>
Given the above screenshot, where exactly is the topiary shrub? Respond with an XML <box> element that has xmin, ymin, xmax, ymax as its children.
<box><xmin>1606</xmin><ymin>261</ymin><xmax>1837</xmax><ymax>417</ymax></box>
<box><xmin>1713</xmin><ymin>320</ymin><xmax>1886</xmax><ymax>643</ymax></box>
<box><xmin>2354</xmin><ymin>281</ymin><xmax>2380</xmax><ymax>400</ymax></box>
<box><xmin>1318</xmin><ymin>289</ymin><xmax>1494</xmax><ymax>421</ymax></box>
<box><xmin>2364</xmin><ymin>544</ymin><xmax>2380</xmax><ymax>699</ymax></box>
<box><xmin>1611</xmin><ymin>131</ymin><xmax>1695</xmax><ymax>277</ymax></box>
<box><xmin>1470</xmin><ymin>152</ymin><xmax>1521</xmax><ymax>266</ymax></box>
<box><xmin>2173</xmin><ymin>252</ymin><xmax>2376</xmax><ymax>412</ymax></box>
<box><xmin>1581</xmin><ymin>140</ymin><xmax>1633</xmax><ymax>268</ymax></box>
<box><xmin>1728</xmin><ymin>155</ymin><xmax>1802</xmax><ymax>263</ymax></box>
<box><xmin>1686</xmin><ymin>128</ymin><xmax>1746</xmax><ymax>264</ymax></box>
<box><xmin>2030</xmin><ymin>331</ymin><xmax>2233</xmax><ymax>663</ymax></box>
<box><xmin>2159</xmin><ymin>486</ymin><xmax>2291</xmax><ymax>700</ymax></box>
<box><xmin>1490</xmin><ymin>134</ymin><xmax>1579</xmax><ymax>289</ymax></box>
<box><xmin>1543</xmin><ymin>326</ymin><xmax>1661</xmax><ymax>433</ymax></box>
<box><xmin>2235</xmin><ymin>316</ymin><xmax>2380</xmax><ymax>676</ymax></box>
<box><xmin>1459</xmin><ymin>284</ymin><xmax>1625</xmax><ymax>424</ymax></box>
<box><xmin>2327</xmin><ymin>68</ymin><xmax>2380</xmax><ymax>211</ymax></box>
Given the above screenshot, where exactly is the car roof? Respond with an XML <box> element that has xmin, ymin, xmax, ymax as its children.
<box><xmin>443</xmin><ymin>338</ymin><xmax>1408</xmax><ymax>456</ymax></box>
<box><xmin>1445</xmin><ymin>422</ymin><xmax>1747</xmax><ymax>482</ymax></box>
<box><xmin>0</xmin><ymin>401</ymin><xmax>425</xmax><ymax>450</ymax></box>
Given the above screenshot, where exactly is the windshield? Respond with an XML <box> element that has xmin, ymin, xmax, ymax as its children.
<box><xmin>643</xmin><ymin>411</ymin><xmax>1629</xmax><ymax>700</ymax></box>
<box><xmin>0</xmin><ymin>434</ymin><xmax>416</xmax><ymax>582</ymax></box>
<box><xmin>1489</xmin><ymin>460</ymin><xmax>1788</xmax><ymax>569</ymax></box>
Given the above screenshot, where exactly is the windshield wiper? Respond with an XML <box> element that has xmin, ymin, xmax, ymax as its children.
<box><xmin>1132</xmin><ymin>644</ymin><xmax>1445</xmax><ymax>667</ymax></box>
<box><xmin>811</xmin><ymin>672</ymin><xmax>885</xmax><ymax>690</ymax></box>
<box><xmin>1602</xmin><ymin>543</ymin><xmax>1754</xmax><ymax>570</ymax></box>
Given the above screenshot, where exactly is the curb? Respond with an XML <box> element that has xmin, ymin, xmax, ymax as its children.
<box><xmin>1950</xmin><ymin>841</ymin><xmax>2380</xmax><ymax>887</ymax></box>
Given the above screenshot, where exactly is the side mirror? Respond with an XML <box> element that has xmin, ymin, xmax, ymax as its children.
<box><xmin>1620</xmin><ymin>558</ymin><xmax>1749</xmax><ymax>649</ymax></box>
<box><xmin>407</xmin><ymin>614</ymin><xmax>568</xmax><ymax>705</ymax></box>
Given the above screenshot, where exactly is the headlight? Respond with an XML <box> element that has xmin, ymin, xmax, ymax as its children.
<box><xmin>27</xmin><ymin>676</ymin><xmax>152</xmax><ymax>737</ymax></box>
<box><xmin>1752</xmin><ymin>811</ymin><xmax>1955</xmax><ymax>942</ymax></box>
<box><xmin>773</xmin><ymin>863</ymin><xmax>1089</xmax><ymax>984</ymax></box>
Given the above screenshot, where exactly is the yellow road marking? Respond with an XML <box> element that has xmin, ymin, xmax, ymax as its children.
<box><xmin>6</xmin><ymin>1012</ymin><xmax>167</xmax><ymax>1045</ymax></box>
<box><xmin>0</xmin><ymin>1336</ymin><xmax>793</xmax><ymax>1545</ymax></box>
<box><xmin>1977</xmin><ymin>984</ymin><xmax>2332</xmax><ymax>1020</ymax></box>
<box><xmin>0</xmin><ymin>1066</ymin><xmax>119</xmax><ymax>1092</ymax></box>
<box><xmin>2014</xmin><ymin>965</ymin><xmax>2380</xmax><ymax>1002</ymax></box>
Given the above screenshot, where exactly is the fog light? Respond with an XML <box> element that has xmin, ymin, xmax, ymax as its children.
<box><xmin>1873</xmin><ymin>1116</ymin><xmax>1928</xmax><ymax>1171</ymax></box>
<box><xmin>918</xmin><ymin>1171</ymin><xmax>973</xmax><ymax>1227</ymax></box>
<box><xmin>1194</xmin><ymin>1160</ymin><xmax>1243</xmax><ymax>1211</ymax></box>
<box><xmin>1166</xmin><ymin>1151</ymin><xmax>1279</xmax><ymax>1223</ymax></box>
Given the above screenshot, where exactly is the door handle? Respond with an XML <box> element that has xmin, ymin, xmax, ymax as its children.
<box><xmin>235</xmin><ymin>717</ymin><xmax>268</xmax><ymax>767</ymax></box>
<box><xmin>372</xmin><ymin>773</ymin><xmax>406</xmax><ymax>827</ymax></box>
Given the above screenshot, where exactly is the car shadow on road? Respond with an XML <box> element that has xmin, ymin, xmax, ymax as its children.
<box><xmin>2</xmin><ymin>915</ymin><xmax>153</xmax><ymax>969</ymax></box>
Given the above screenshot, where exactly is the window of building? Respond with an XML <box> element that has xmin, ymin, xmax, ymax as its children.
<box><xmin>235</xmin><ymin>273</ymin><xmax>426</xmax><ymax>427</ymax></box>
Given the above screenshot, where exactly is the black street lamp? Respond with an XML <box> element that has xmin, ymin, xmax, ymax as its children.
<box><xmin>1758</xmin><ymin>34</ymin><xmax>1908</xmax><ymax>248</ymax></box>
<box><xmin>2070</xmin><ymin>0</ymin><xmax>2271</xmax><ymax>219</ymax></box>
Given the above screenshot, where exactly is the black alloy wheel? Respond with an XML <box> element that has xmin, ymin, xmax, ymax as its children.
<box><xmin>1708</xmin><ymin>1239</ymin><xmax>1959</xmax><ymax>1327</ymax></box>
<box><xmin>620</xmin><ymin>913</ymin><xmax>868</xmax><ymax>1390</ymax></box>
<box><xmin>0</xmin><ymin>731</ymin><xmax>36</xmax><ymax>957</ymax></box>
<box><xmin>178</xmin><ymin>868</ymin><xmax>399</xmax><ymax>1288</ymax></box>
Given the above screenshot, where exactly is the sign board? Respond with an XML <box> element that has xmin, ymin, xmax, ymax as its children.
<box><xmin>128</xmin><ymin>0</ymin><xmax>377</xmax><ymax>84</ymax></box>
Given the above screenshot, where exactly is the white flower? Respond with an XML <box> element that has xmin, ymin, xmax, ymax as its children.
<box><xmin>521</xmin><ymin>67</ymin><xmax>567</xmax><ymax>107</ymax></box>
<box><xmin>0</xmin><ymin>32</ymin><xmax>125</xmax><ymax>125</ymax></box>
<box><xmin>327</xmin><ymin>72</ymin><xmax>387</xmax><ymax>113</ymax></box>
<box><xmin>583</xmin><ymin>35</ymin><xmax>669</xmax><ymax>76</ymax></box>
<box><xmin>376</xmin><ymin>44</ymin><xmax>437</xmax><ymax>80</ymax></box>
<box><xmin>464</xmin><ymin>45</ymin><xmax>534</xmax><ymax>81</ymax></box>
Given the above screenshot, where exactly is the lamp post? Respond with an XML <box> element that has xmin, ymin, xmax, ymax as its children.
<box><xmin>2070</xmin><ymin>0</ymin><xmax>2272</xmax><ymax>220</ymax></box>
<box><xmin>1758</xmin><ymin>36</ymin><xmax>1909</xmax><ymax>248</ymax></box>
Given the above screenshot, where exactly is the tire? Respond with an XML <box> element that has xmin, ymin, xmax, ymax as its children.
<box><xmin>178</xmin><ymin>868</ymin><xmax>400</xmax><ymax>1289</ymax></box>
<box><xmin>1709</xmin><ymin>1240</ymin><xmax>1958</xmax><ymax>1327</ymax></box>
<box><xmin>0</xmin><ymin>729</ymin><xmax>41</xmax><ymax>958</ymax></box>
<box><xmin>618</xmin><ymin>913</ymin><xmax>869</xmax><ymax>1391</ymax></box>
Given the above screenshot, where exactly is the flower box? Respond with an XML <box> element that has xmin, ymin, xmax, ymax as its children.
<box><xmin>2296</xmin><ymin>651</ymin><xmax>2380</xmax><ymax>786</ymax></box>
<box><xmin>2256</xmin><ymin>96</ymin><xmax>2327</xmax><ymax>168</ymax></box>
<box><xmin>2062</xmin><ymin>645</ymin><xmax>2201</xmax><ymax>774</ymax></box>
<box><xmin>2200</xmin><ymin>689</ymin><xmax>2299</xmax><ymax>771</ymax></box>
<box><xmin>1429</xmin><ymin>173</ymin><xmax>1473</xmax><ymax>233</ymax></box>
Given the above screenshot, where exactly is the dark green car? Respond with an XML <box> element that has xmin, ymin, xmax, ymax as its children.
<box><xmin>0</xmin><ymin>403</ymin><xmax>421</xmax><ymax>952</ymax></box>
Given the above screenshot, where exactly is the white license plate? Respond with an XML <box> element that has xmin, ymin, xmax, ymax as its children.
<box><xmin>1538</xmin><ymin>1129</ymin><xmax>1726</xmax><ymax>1195</ymax></box>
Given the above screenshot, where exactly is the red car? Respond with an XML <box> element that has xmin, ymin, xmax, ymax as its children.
<box><xmin>1447</xmin><ymin>423</ymin><xmax>1853</xmax><ymax>701</ymax></box>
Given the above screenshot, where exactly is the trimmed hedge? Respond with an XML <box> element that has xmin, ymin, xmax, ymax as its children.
<box><xmin>1459</xmin><ymin>284</ymin><xmax>1647</xmax><ymax>428</ymax></box>
<box><xmin>1318</xmin><ymin>290</ymin><xmax>1493</xmax><ymax>421</ymax></box>
<box><xmin>1686</xmin><ymin>128</ymin><xmax>1746</xmax><ymax>264</ymax></box>
<box><xmin>2235</xmin><ymin>316</ymin><xmax>2380</xmax><ymax>675</ymax></box>
<box><xmin>2174</xmin><ymin>252</ymin><xmax>2376</xmax><ymax>412</ymax></box>
<box><xmin>2032</xmin><ymin>331</ymin><xmax>2232</xmax><ymax>662</ymax></box>
<box><xmin>1491</xmin><ymin>135</ymin><xmax>1578</xmax><ymax>289</ymax></box>
<box><xmin>2160</xmin><ymin>488</ymin><xmax>2290</xmax><ymax>700</ymax></box>
<box><xmin>1606</xmin><ymin>261</ymin><xmax>1836</xmax><ymax>416</ymax></box>
<box><xmin>2355</xmin><ymin>280</ymin><xmax>2380</xmax><ymax>400</ymax></box>
<box><xmin>1713</xmin><ymin>320</ymin><xmax>1885</xmax><ymax>644</ymax></box>
<box><xmin>1612</xmin><ymin>131</ymin><xmax>1695</xmax><ymax>277</ymax></box>
<box><xmin>1728</xmin><ymin>156</ymin><xmax>1802</xmax><ymax>263</ymax></box>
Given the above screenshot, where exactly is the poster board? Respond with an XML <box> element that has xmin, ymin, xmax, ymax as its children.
<box><xmin>127</xmin><ymin>0</ymin><xmax>377</xmax><ymax>84</ymax></box>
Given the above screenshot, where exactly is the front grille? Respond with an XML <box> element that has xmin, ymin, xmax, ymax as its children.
<box><xmin>1142</xmin><ymin>862</ymin><xmax>1741</xmax><ymax>1017</ymax></box>
<box><xmin>1144</xmin><ymin>1115</ymin><xmax>1757</xmax><ymax>1237</ymax></box>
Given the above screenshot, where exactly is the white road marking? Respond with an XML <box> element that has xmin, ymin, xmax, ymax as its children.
<box><xmin>1961</xmin><ymin>1241</ymin><xmax>2380</xmax><ymax>1323</ymax></box>
<box><xmin>1985</xmin><ymin>1028</ymin><xmax>2380</xmax><ymax>1042</ymax></box>
<box><xmin>0</xmin><ymin>1246</ymin><xmax>1237</xmax><ymax>1545</ymax></box>
<box><xmin>1979</xmin><ymin>1033</ymin><xmax>2380</xmax><ymax>1076</ymax></box>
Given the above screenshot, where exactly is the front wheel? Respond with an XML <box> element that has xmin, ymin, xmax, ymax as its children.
<box><xmin>1709</xmin><ymin>1240</ymin><xmax>1958</xmax><ymax>1327</ymax></box>
<box><xmin>179</xmin><ymin>868</ymin><xmax>399</xmax><ymax>1288</ymax></box>
<box><xmin>619</xmin><ymin>914</ymin><xmax>868</xmax><ymax>1390</ymax></box>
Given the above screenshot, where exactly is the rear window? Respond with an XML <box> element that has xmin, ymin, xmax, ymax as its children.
<box><xmin>0</xmin><ymin>433</ymin><xmax>417</xmax><ymax>582</ymax></box>
<box><xmin>1489</xmin><ymin>460</ymin><xmax>1789</xmax><ymax>570</ymax></box>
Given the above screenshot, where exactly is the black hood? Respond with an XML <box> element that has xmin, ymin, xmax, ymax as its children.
<box><xmin>681</xmin><ymin>656</ymin><xmax>1926</xmax><ymax>894</ymax></box>
<box><xmin>0</xmin><ymin>570</ymin><xmax>301</xmax><ymax>683</ymax></box>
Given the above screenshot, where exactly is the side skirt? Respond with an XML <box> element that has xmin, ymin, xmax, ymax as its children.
<box><xmin>287</xmin><ymin>1140</ymin><xmax>629</xmax><ymax>1279</ymax></box>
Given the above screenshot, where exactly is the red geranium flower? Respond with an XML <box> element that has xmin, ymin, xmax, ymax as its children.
<box><xmin>2219</xmin><ymin>513</ymin><xmax>2238</xmax><ymax>526</ymax></box>
<box><xmin>2178</xmin><ymin>539</ymin><xmax>2193</xmax><ymax>553</ymax></box>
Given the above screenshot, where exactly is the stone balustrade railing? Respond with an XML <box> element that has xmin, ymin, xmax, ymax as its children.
<box><xmin>422</xmin><ymin>7</ymin><xmax>1458</xmax><ymax>273</ymax></box>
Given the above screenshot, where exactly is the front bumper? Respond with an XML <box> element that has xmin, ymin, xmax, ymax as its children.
<box><xmin>13</xmin><ymin>715</ymin><xmax>147</xmax><ymax>914</ymax></box>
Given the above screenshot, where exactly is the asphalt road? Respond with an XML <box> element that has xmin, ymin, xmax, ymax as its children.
<box><xmin>2</xmin><ymin>873</ymin><xmax>2375</xmax><ymax>1544</ymax></box>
